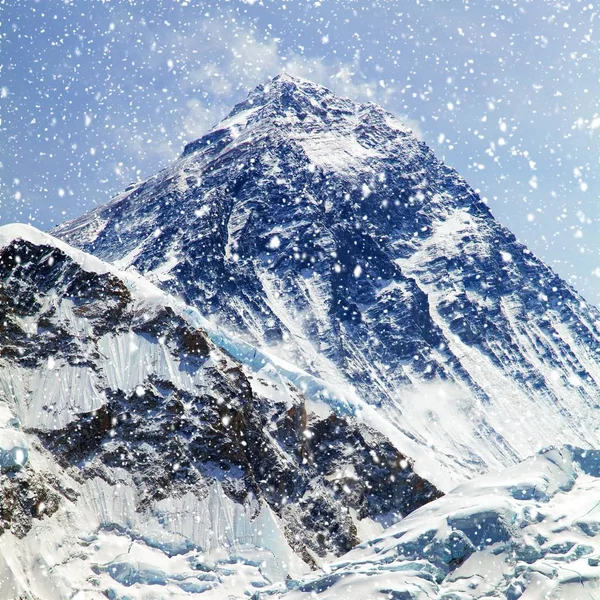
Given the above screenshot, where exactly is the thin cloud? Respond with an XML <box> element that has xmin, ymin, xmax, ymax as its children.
<box><xmin>113</xmin><ymin>15</ymin><xmax>410</xmax><ymax>162</ymax></box>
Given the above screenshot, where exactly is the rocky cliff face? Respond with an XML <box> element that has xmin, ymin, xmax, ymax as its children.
<box><xmin>55</xmin><ymin>74</ymin><xmax>600</xmax><ymax>488</ymax></box>
<box><xmin>0</xmin><ymin>225</ymin><xmax>439</xmax><ymax>599</ymax></box>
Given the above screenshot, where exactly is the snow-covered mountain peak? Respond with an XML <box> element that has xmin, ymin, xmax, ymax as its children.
<box><xmin>250</xmin><ymin>72</ymin><xmax>332</xmax><ymax>100</ymax></box>
<box><xmin>224</xmin><ymin>72</ymin><xmax>353</xmax><ymax>121</ymax></box>
<box><xmin>54</xmin><ymin>75</ymin><xmax>600</xmax><ymax>492</ymax></box>
<box><xmin>181</xmin><ymin>72</ymin><xmax>413</xmax><ymax>163</ymax></box>
<box><xmin>9</xmin><ymin>73</ymin><xmax>600</xmax><ymax>598</ymax></box>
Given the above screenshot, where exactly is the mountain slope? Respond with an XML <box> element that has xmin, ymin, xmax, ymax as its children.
<box><xmin>0</xmin><ymin>224</ymin><xmax>439</xmax><ymax>599</ymax></box>
<box><xmin>54</xmin><ymin>73</ymin><xmax>600</xmax><ymax>488</ymax></box>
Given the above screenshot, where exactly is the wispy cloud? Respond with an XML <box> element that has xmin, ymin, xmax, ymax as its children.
<box><xmin>110</xmin><ymin>13</ymin><xmax>411</xmax><ymax>164</ymax></box>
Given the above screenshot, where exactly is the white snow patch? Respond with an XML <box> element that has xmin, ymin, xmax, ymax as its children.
<box><xmin>211</xmin><ymin>106</ymin><xmax>260</xmax><ymax>134</ymax></box>
<box><xmin>298</xmin><ymin>131</ymin><xmax>381</xmax><ymax>173</ymax></box>
<box><xmin>25</xmin><ymin>361</ymin><xmax>105</xmax><ymax>430</ymax></box>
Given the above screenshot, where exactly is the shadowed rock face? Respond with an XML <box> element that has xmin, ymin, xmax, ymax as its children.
<box><xmin>0</xmin><ymin>240</ymin><xmax>132</xmax><ymax>366</ymax></box>
<box><xmin>0</xmin><ymin>462</ymin><xmax>64</xmax><ymax>538</ymax></box>
<box><xmin>54</xmin><ymin>74</ymin><xmax>600</xmax><ymax>485</ymax></box>
<box><xmin>0</xmin><ymin>232</ymin><xmax>440</xmax><ymax>579</ymax></box>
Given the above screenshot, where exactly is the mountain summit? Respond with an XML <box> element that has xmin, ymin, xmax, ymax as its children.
<box><xmin>54</xmin><ymin>74</ymin><xmax>600</xmax><ymax>489</ymax></box>
<box><xmin>181</xmin><ymin>72</ymin><xmax>415</xmax><ymax>166</ymax></box>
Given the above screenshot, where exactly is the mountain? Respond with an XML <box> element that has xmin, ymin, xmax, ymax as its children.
<box><xmin>5</xmin><ymin>74</ymin><xmax>600</xmax><ymax>599</ymax></box>
<box><xmin>0</xmin><ymin>224</ymin><xmax>439</xmax><ymax>599</ymax></box>
<box><xmin>55</xmin><ymin>73</ymin><xmax>600</xmax><ymax>489</ymax></box>
<box><xmin>258</xmin><ymin>445</ymin><xmax>600</xmax><ymax>600</ymax></box>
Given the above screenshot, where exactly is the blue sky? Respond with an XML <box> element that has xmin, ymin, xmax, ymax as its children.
<box><xmin>2</xmin><ymin>0</ymin><xmax>600</xmax><ymax>301</ymax></box>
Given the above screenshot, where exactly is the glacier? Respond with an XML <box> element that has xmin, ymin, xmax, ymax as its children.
<box><xmin>258</xmin><ymin>446</ymin><xmax>600</xmax><ymax>600</ymax></box>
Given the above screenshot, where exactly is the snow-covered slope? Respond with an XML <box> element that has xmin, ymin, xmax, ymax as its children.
<box><xmin>259</xmin><ymin>445</ymin><xmax>600</xmax><ymax>600</ymax></box>
<box><xmin>0</xmin><ymin>224</ymin><xmax>440</xmax><ymax>599</ymax></box>
<box><xmin>55</xmin><ymin>73</ymin><xmax>600</xmax><ymax>488</ymax></box>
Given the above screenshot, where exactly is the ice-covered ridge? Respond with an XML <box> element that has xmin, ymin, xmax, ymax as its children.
<box><xmin>0</xmin><ymin>223</ymin><xmax>162</xmax><ymax>300</ymax></box>
<box><xmin>0</xmin><ymin>223</ymin><xmax>108</xmax><ymax>274</ymax></box>
<box><xmin>0</xmin><ymin>223</ymin><xmax>452</xmax><ymax>487</ymax></box>
<box><xmin>262</xmin><ymin>446</ymin><xmax>600</xmax><ymax>599</ymax></box>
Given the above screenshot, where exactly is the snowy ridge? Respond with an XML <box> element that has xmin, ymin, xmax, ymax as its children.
<box><xmin>0</xmin><ymin>224</ymin><xmax>458</xmax><ymax>489</ymax></box>
<box><xmin>0</xmin><ymin>223</ymin><xmax>439</xmax><ymax>598</ymax></box>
